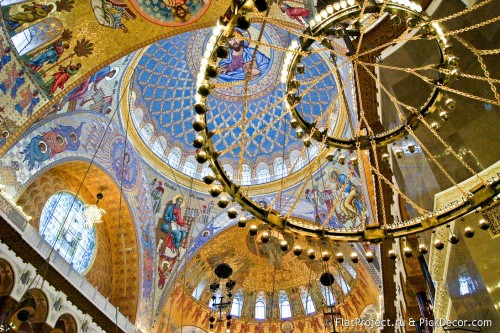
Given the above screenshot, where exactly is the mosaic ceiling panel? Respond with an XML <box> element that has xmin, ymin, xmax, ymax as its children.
<box><xmin>130</xmin><ymin>25</ymin><xmax>341</xmax><ymax>174</ymax></box>
<box><xmin>129</xmin><ymin>0</ymin><xmax>211</xmax><ymax>26</ymax></box>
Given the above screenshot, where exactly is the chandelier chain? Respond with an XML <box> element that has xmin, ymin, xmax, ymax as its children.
<box><xmin>356</xmin><ymin>62</ymin><xmax>468</xmax><ymax>197</ymax></box>
<box><xmin>358</xmin><ymin>61</ymin><xmax>485</xmax><ymax>191</ymax></box>
<box><xmin>431</xmin><ymin>0</ymin><xmax>493</xmax><ymax>23</ymax></box>
<box><xmin>453</xmin><ymin>35</ymin><xmax>499</xmax><ymax>104</ymax></box>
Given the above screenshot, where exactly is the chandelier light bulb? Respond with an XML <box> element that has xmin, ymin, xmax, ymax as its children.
<box><xmin>479</xmin><ymin>218</ymin><xmax>490</xmax><ymax>230</ymax></box>
<box><xmin>403</xmin><ymin>246</ymin><xmax>412</xmax><ymax>257</ymax></box>
<box><xmin>418</xmin><ymin>244</ymin><xmax>428</xmax><ymax>254</ymax></box>
<box><xmin>82</xmin><ymin>204</ymin><xmax>105</xmax><ymax>229</ymax></box>
<box><xmin>433</xmin><ymin>239</ymin><xmax>444</xmax><ymax>250</ymax></box>
<box><xmin>293</xmin><ymin>245</ymin><xmax>303</xmax><ymax>256</ymax></box>
<box><xmin>464</xmin><ymin>227</ymin><xmax>475</xmax><ymax>238</ymax></box>
<box><xmin>249</xmin><ymin>225</ymin><xmax>258</xmax><ymax>236</ymax></box>
<box><xmin>388</xmin><ymin>250</ymin><xmax>397</xmax><ymax>260</ymax></box>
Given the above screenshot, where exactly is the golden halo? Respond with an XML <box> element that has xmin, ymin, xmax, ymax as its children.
<box><xmin>329</xmin><ymin>168</ymin><xmax>340</xmax><ymax>181</ymax></box>
<box><xmin>172</xmin><ymin>194</ymin><xmax>185</xmax><ymax>207</ymax></box>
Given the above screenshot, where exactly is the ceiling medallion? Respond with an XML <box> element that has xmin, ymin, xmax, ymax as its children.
<box><xmin>192</xmin><ymin>0</ymin><xmax>500</xmax><ymax>243</ymax></box>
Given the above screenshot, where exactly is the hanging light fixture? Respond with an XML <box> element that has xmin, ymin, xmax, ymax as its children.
<box><xmin>209</xmin><ymin>263</ymin><xmax>236</xmax><ymax>333</ymax></box>
<box><xmin>82</xmin><ymin>192</ymin><xmax>105</xmax><ymax>229</ymax></box>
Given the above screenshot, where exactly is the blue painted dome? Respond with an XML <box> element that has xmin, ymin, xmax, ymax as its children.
<box><xmin>129</xmin><ymin>25</ymin><xmax>343</xmax><ymax>182</ymax></box>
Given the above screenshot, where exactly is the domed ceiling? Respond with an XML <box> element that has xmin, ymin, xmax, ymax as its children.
<box><xmin>128</xmin><ymin>24</ymin><xmax>349</xmax><ymax>180</ymax></box>
<box><xmin>172</xmin><ymin>223</ymin><xmax>380</xmax><ymax>319</ymax></box>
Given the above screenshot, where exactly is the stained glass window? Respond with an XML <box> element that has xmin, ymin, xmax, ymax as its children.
<box><xmin>273</xmin><ymin>157</ymin><xmax>288</xmax><ymax>179</ymax></box>
<box><xmin>279</xmin><ymin>291</ymin><xmax>292</xmax><ymax>319</ymax></box>
<box><xmin>320</xmin><ymin>285</ymin><xmax>336</xmax><ymax>306</ymax></box>
<box><xmin>39</xmin><ymin>192</ymin><xmax>96</xmax><ymax>274</ymax></box>
<box><xmin>241</xmin><ymin>164</ymin><xmax>252</xmax><ymax>185</ymax></box>
<box><xmin>192</xmin><ymin>278</ymin><xmax>208</xmax><ymax>300</ymax></box>
<box><xmin>230</xmin><ymin>291</ymin><xmax>244</xmax><ymax>317</ymax></box>
<box><xmin>255</xmin><ymin>299</ymin><xmax>266</xmax><ymax>320</ymax></box>
<box><xmin>167</xmin><ymin>147</ymin><xmax>182</xmax><ymax>168</ymax></box>
<box><xmin>300</xmin><ymin>288</ymin><xmax>316</xmax><ymax>315</ymax></box>
<box><xmin>11</xmin><ymin>18</ymin><xmax>64</xmax><ymax>56</ymax></box>
<box><xmin>257</xmin><ymin>169</ymin><xmax>270</xmax><ymax>183</ymax></box>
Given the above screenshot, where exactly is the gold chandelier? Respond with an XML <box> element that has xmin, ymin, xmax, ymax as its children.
<box><xmin>192</xmin><ymin>0</ymin><xmax>499</xmax><ymax>243</ymax></box>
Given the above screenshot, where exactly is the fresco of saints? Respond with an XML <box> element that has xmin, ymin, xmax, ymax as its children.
<box><xmin>112</xmin><ymin>151</ymin><xmax>135</xmax><ymax>183</ymax></box>
<box><xmin>163</xmin><ymin>0</ymin><xmax>191</xmax><ymax>23</ymax></box>
<box><xmin>90</xmin><ymin>0</ymin><xmax>136</xmax><ymax>33</ymax></box>
<box><xmin>157</xmin><ymin>195</ymin><xmax>187</xmax><ymax>256</ymax></box>
<box><xmin>28</xmin><ymin>41</ymin><xmax>70</xmax><ymax>72</ymax></box>
<box><xmin>43</xmin><ymin>63</ymin><xmax>81</xmax><ymax>95</ymax></box>
<box><xmin>0</xmin><ymin>45</ymin><xmax>11</xmax><ymax>70</ymax></box>
<box><xmin>5</xmin><ymin>3</ymin><xmax>54</xmax><ymax>30</ymax></box>
<box><xmin>218</xmin><ymin>29</ymin><xmax>270</xmax><ymax>82</ymax></box>
<box><xmin>0</xmin><ymin>66</ymin><xmax>25</xmax><ymax>98</ymax></box>
<box><xmin>330</xmin><ymin>169</ymin><xmax>363</xmax><ymax>220</ymax></box>
<box><xmin>21</xmin><ymin>122</ymin><xmax>84</xmax><ymax>170</ymax></box>
<box><xmin>15</xmin><ymin>87</ymin><xmax>40</xmax><ymax>117</ymax></box>
<box><xmin>150</xmin><ymin>179</ymin><xmax>165</xmax><ymax>215</ymax></box>
<box><xmin>280</xmin><ymin>3</ymin><xmax>311</xmax><ymax>25</ymax></box>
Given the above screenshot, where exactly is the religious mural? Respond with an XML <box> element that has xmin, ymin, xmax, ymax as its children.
<box><xmin>154</xmin><ymin>225</ymin><xmax>381</xmax><ymax>333</ymax></box>
<box><xmin>110</xmin><ymin>136</ymin><xmax>140</xmax><ymax>190</ymax></box>
<box><xmin>147</xmin><ymin>173</ymin><xmax>220</xmax><ymax>311</ymax></box>
<box><xmin>2</xmin><ymin>111</ymin><xmax>156</xmax><ymax>327</ymax></box>
<box><xmin>0</xmin><ymin>32</ymin><xmax>44</xmax><ymax>147</ymax></box>
<box><xmin>21</xmin><ymin>122</ymin><xmax>84</xmax><ymax>170</ymax></box>
<box><xmin>90</xmin><ymin>0</ymin><xmax>137</xmax><ymax>33</ymax></box>
<box><xmin>129</xmin><ymin>0</ymin><xmax>211</xmax><ymax>26</ymax></box>
<box><xmin>2</xmin><ymin>2</ymin><xmax>57</xmax><ymax>32</ymax></box>
<box><xmin>279</xmin><ymin>2</ymin><xmax>312</xmax><ymax>25</ymax></box>
<box><xmin>48</xmin><ymin>54</ymin><xmax>131</xmax><ymax>117</ymax></box>
<box><xmin>217</xmin><ymin>28</ymin><xmax>270</xmax><ymax>82</ymax></box>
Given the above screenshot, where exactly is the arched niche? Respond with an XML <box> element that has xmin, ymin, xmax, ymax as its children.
<box><xmin>0</xmin><ymin>259</ymin><xmax>15</xmax><ymax>297</ymax></box>
<box><xmin>0</xmin><ymin>259</ymin><xmax>16</xmax><ymax>325</ymax></box>
<box><xmin>16</xmin><ymin>161</ymin><xmax>140</xmax><ymax>322</ymax></box>
<box><xmin>52</xmin><ymin>313</ymin><xmax>77</xmax><ymax>333</ymax></box>
<box><xmin>9</xmin><ymin>288</ymin><xmax>48</xmax><ymax>332</ymax></box>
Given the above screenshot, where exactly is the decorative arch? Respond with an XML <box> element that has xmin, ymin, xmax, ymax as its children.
<box><xmin>278</xmin><ymin>291</ymin><xmax>292</xmax><ymax>319</ymax></box>
<box><xmin>183</xmin><ymin>155</ymin><xmax>197</xmax><ymax>177</ymax></box>
<box><xmin>167</xmin><ymin>147</ymin><xmax>182</xmax><ymax>169</ymax></box>
<box><xmin>53</xmin><ymin>313</ymin><xmax>78</xmax><ymax>333</ymax></box>
<box><xmin>16</xmin><ymin>161</ymin><xmax>140</xmax><ymax>322</ymax></box>
<box><xmin>256</xmin><ymin>162</ymin><xmax>270</xmax><ymax>183</ymax></box>
<box><xmin>273</xmin><ymin>157</ymin><xmax>288</xmax><ymax>179</ymax></box>
<box><xmin>9</xmin><ymin>288</ymin><xmax>49</xmax><ymax>331</ymax></box>
<box><xmin>0</xmin><ymin>259</ymin><xmax>15</xmax><ymax>297</ymax></box>
<box><xmin>299</xmin><ymin>286</ymin><xmax>315</xmax><ymax>315</ymax></box>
